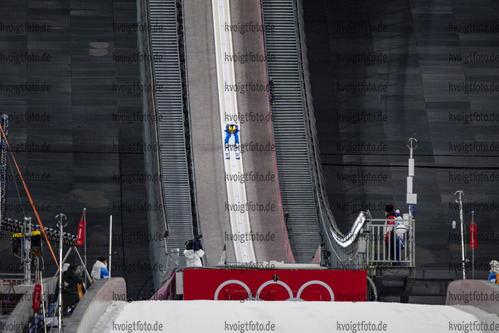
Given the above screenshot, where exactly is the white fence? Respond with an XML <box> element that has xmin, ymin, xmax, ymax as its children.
<box><xmin>364</xmin><ymin>218</ymin><xmax>415</xmax><ymax>267</ymax></box>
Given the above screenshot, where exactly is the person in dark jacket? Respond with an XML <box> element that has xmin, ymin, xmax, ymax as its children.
<box><xmin>384</xmin><ymin>204</ymin><xmax>397</xmax><ymax>261</ymax></box>
<box><xmin>61</xmin><ymin>263</ymin><xmax>85</xmax><ymax>310</ymax></box>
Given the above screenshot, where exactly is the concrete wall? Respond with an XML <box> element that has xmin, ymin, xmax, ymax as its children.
<box><xmin>65</xmin><ymin>277</ymin><xmax>126</xmax><ymax>333</ymax></box>
<box><xmin>446</xmin><ymin>280</ymin><xmax>499</xmax><ymax>315</ymax></box>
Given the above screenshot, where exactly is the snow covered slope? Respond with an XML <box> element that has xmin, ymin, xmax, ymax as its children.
<box><xmin>91</xmin><ymin>300</ymin><xmax>499</xmax><ymax>333</ymax></box>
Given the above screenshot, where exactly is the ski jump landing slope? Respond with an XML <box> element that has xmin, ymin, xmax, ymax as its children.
<box><xmin>184</xmin><ymin>0</ymin><xmax>289</xmax><ymax>263</ymax></box>
<box><xmin>92</xmin><ymin>301</ymin><xmax>499</xmax><ymax>333</ymax></box>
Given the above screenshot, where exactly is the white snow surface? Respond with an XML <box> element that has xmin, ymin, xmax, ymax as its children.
<box><xmin>92</xmin><ymin>300</ymin><xmax>499</xmax><ymax>333</ymax></box>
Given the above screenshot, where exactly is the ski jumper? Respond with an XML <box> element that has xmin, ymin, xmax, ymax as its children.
<box><xmin>224</xmin><ymin>124</ymin><xmax>239</xmax><ymax>145</ymax></box>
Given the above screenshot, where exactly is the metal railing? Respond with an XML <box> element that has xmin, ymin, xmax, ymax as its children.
<box><xmin>260</xmin><ymin>0</ymin><xmax>321</xmax><ymax>263</ymax></box>
<box><xmin>365</xmin><ymin>218</ymin><xmax>415</xmax><ymax>267</ymax></box>
<box><xmin>147</xmin><ymin>0</ymin><xmax>194</xmax><ymax>256</ymax></box>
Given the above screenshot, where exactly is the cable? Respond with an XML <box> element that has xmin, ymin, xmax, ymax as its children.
<box><xmin>7</xmin><ymin>153</ymin><xmax>26</xmax><ymax>218</ymax></box>
<box><xmin>2</xmin><ymin>282</ymin><xmax>14</xmax><ymax>312</ymax></box>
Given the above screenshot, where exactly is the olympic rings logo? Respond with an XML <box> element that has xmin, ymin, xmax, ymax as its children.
<box><xmin>214</xmin><ymin>279</ymin><xmax>335</xmax><ymax>301</ymax></box>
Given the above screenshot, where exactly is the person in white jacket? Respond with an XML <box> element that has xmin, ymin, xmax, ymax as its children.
<box><xmin>91</xmin><ymin>257</ymin><xmax>109</xmax><ymax>282</ymax></box>
<box><xmin>184</xmin><ymin>240</ymin><xmax>204</xmax><ymax>267</ymax></box>
<box><xmin>489</xmin><ymin>260</ymin><xmax>499</xmax><ymax>284</ymax></box>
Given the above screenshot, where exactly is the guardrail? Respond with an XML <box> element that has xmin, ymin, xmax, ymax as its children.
<box><xmin>365</xmin><ymin>218</ymin><xmax>415</xmax><ymax>268</ymax></box>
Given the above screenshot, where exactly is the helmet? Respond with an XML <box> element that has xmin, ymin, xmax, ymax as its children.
<box><xmin>228</xmin><ymin>125</ymin><xmax>236</xmax><ymax>134</ymax></box>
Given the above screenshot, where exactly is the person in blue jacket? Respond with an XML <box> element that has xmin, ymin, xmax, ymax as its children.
<box><xmin>224</xmin><ymin>124</ymin><xmax>239</xmax><ymax>148</ymax></box>
<box><xmin>91</xmin><ymin>256</ymin><xmax>110</xmax><ymax>282</ymax></box>
<box><xmin>488</xmin><ymin>260</ymin><xmax>499</xmax><ymax>284</ymax></box>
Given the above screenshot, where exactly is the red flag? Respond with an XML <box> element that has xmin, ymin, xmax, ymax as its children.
<box><xmin>470</xmin><ymin>216</ymin><xmax>477</xmax><ymax>249</ymax></box>
<box><xmin>76</xmin><ymin>212</ymin><xmax>85</xmax><ymax>246</ymax></box>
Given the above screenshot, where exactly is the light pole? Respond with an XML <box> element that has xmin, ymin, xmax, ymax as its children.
<box><xmin>406</xmin><ymin>138</ymin><xmax>417</xmax><ymax>221</ymax></box>
<box><xmin>406</xmin><ymin>138</ymin><xmax>418</xmax><ymax>271</ymax></box>
<box><xmin>56</xmin><ymin>213</ymin><xmax>67</xmax><ymax>333</ymax></box>
<box><xmin>23</xmin><ymin>216</ymin><xmax>32</xmax><ymax>285</ymax></box>
<box><xmin>454</xmin><ymin>191</ymin><xmax>466</xmax><ymax>280</ymax></box>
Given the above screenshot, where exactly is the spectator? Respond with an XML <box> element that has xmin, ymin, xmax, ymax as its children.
<box><xmin>394</xmin><ymin>209</ymin><xmax>405</xmax><ymax>263</ymax></box>
<box><xmin>384</xmin><ymin>204</ymin><xmax>396</xmax><ymax>258</ymax></box>
<box><xmin>488</xmin><ymin>260</ymin><xmax>499</xmax><ymax>284</ymax></box>
<box><xmin>91</xmin><ymin>257</ymin><xmax>110</xmax><ymax>282</ymax></box>
<box><xmin>184</xmin><ymin>239</ymin><xmax>204</xmax><ymax>267</ymax></box>
<box><xmin>54</xmin><ymin>263</ymin><xmax>85</xmax><ymax>314</ymax></box>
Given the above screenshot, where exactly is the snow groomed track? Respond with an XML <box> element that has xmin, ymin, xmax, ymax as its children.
<box><xmin>93</xmin><ymin>300</ymin><xmax>499</xmax><ymax>333</ymax></box>
<box><xmin>212</xmin><ymin>0</ymin><xmax>256</xmax><ymax>263</ymax></box>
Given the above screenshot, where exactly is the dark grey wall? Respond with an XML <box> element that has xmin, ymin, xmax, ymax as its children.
<box><xmin>303</xmin><ymin>0</ymin><xmax>499</xmax><ymax>278</ymax></box>
<box><xmin>0</xmin><ymin>0</ymin><xmax>155</xmax><ymax>299</ymax></box>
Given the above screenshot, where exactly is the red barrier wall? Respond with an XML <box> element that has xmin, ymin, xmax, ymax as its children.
<box><xmin>183</xmin><ymin>268</ymin><xmax>366</xmax><ymax>301</ymax></box>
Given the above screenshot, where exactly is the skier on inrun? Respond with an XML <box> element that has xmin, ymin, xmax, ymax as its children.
<box><xmin>224</xmin><ymin>123</ymin><xmax>240</xmax><ymax>159</ymax></box>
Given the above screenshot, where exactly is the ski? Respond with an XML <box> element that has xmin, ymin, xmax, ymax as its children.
<box><xmin>235</xmin><ymin>143</ymin><xmax>240</xmax><ymax>159</ymax></box>
<box><xmin>225</xmin><ymin>143</ymin><xmax>230</xmax><ymax>159</ymax></box>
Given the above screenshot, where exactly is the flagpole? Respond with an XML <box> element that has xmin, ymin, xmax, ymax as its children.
<box><xmin>56</xmin><ymin>213</ymin><xmax>67</xmax><ymax>333</ymax></box>
<box><xmin>471</xmin><ymin>210</ymin><xmax>475</xmax><ymax>280</ymax></box>
<box><xmin>84</xmin><ymin>207</ymin><xmax>87</xmax><ymax>286</ymax></box>
<box><xmin>109</xmin><ymin>215</ymin><xmax>112</xmax><ymax>278</ymax></box>
<box><xmin>455</xmin><ymin>190</ymin><xmax>466</xmax><ymax>280</ymax></box>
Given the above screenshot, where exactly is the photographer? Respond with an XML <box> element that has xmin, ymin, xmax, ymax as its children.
<box><xmin>184</xmin><ymin>235</ymin><xmax>204</xmax><ymax>267</ymax></box>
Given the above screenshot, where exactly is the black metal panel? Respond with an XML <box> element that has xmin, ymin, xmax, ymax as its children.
<box><xmin>0</xmin><ymin>0</ymin><xmax>155</xmax><ymax>299</ymax></box>
<box><xmin>303</xmin><ymin>0</ymin><xmax>499</xmax><ymax>279</ymax></box>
